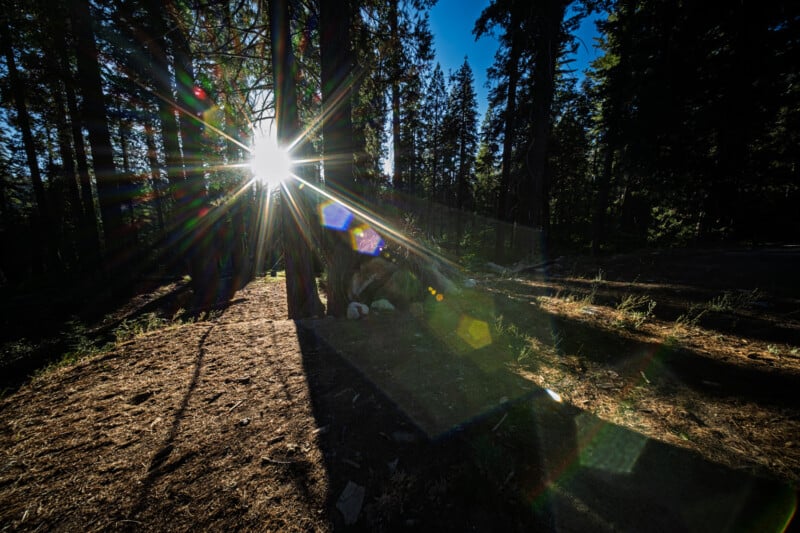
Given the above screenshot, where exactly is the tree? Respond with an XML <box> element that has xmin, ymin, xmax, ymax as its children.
<box><xmin>587</xmin><ymin>0</ymin><xmax>800</xmax><ymax>247</ymax></box>
<box><xmin>520</xmin><ymin>0</ymin><xmax>570</xmax><ymax>237</ymax></box>
<box><xmin>386</xmin><ymin>0</ymin><xmax>435</xmax><ymax>193</ymax></box>
<box><xmin>53</xmin><ymin>3</ymin><xmax>101</xmax><ymax>264</ymax></box>
<box><xmin>0</xmin><ymin>9</ymin><xmax>53</xmax><ymax>272</ymax></box>
<box><xmin>442</xmin><ymin>58</ymin><xmax>479</xmax><ymax>252</ymax></box>
<box><xmin>474</xmin><ymin>104</ymin><xmax>502</xmax><ymax>217</ymax></box>
<box><xmin>420</xmin><ymin>63</ymin><xmax>448</xmax><ymax>234</ymax></box>
<box><xmin>475</xmin><ymin>0</ymin><xmax>528</xmax><ymax>260</ymax></box>
<box><xmin>270</xmin><ymin>0</ymin><xmax>323</xmax><ymax>319</ymax></box>
<box><xmin>547</xmin><ymin>78</ymin><xmax>593</xmax><ymax>246</ymax></box>
<box><xmin>319</xmin><ymin>0</ymin><xmax>359</xmax><ymax>317</ymax></box>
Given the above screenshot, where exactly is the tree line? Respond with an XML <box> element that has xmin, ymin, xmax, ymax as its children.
<box><xmin>1</xmin><ymin>0</ymin><xmax>798</xmax><ymax>316</ymax></box>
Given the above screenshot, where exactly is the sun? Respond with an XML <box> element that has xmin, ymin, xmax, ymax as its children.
<box><xmin>250</xmin><ymin>128</ymin><xmax>293</xmax><ymax>186</ymax></box>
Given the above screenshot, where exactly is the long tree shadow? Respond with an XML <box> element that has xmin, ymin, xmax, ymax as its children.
<box><xmin>538</xmin><ymin>274</ymin><xmax>800</xmax><ymax>346</ymax></box>
<box><xmin>535</xmin><ymin>247</ymin><xmax>800</xmax><ymax>346</ymax></box>
<box><xmin>125</xmin><ymin>323</ymin><xmax>214</xmax><ymax>526</ymax></box>
<box><xmin>486</xmin><ymin>289</ymin><xmax>800</xmax><ymax>407</ymax></box>
<box><xmin>296</xmin><ymin>309</ymin><xmax>797</xmax><ymax>531</ymax></box>
<box><xmin>296</xmin><ymin>321</ymin><xmax>542</xmax><ymax>531</ymax></box>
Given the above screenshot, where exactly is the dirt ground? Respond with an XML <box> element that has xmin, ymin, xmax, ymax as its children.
<box><xmin>1</xmin><ymin>247</ymin><xmax>798</xmax><ymax>531</ymax></box>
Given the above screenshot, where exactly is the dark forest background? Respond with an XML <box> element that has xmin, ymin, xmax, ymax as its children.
<box><xmin>0</xmin><ymin>0</ymin><xmax>798</xmax><ymax>317</ymax></box>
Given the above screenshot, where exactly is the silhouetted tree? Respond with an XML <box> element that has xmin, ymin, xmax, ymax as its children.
<box><xmin>270</xmin><ymin>0</ymin><xmax>323</xmax><ymax>319</ymax></box>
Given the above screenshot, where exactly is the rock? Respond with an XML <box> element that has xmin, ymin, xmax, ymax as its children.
<box><xmin>370</xmin><ymin>298</ymin><xmax>395</xmax><ymax>312</ymax></box>
<box><xmin>347</xmin><ymin>302</ymin><xmax>369</xmax><ymax>320</ymax></box>
<box><xmin>336</xmin><ymin>481</ymin><xmax>365</xmax><ymax>525</ymax></box>
<box><xmin>463</xmin><ymin>278</ymin><xmax>477</xmax><ymax>288</ymax></box>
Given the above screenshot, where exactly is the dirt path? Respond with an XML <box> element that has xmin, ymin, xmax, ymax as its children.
<box><xmin>1</xmin><ymin>250</ymin><xmax>798</xmax><ymax>531</ymax></box>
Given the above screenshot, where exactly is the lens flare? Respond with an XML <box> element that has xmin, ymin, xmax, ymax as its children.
<box><xmin>250</xmin><ymin>128</ymin><xmax>292</xmax><ymax>186</ymax></box>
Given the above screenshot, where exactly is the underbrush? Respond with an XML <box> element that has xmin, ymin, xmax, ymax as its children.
<box><xmin>1</xmin><ymin>303</ymin><xmax>217</xmax><ymax>393</ymax></box>
<box><xmin>615</xmin><ymin>293</ymin><xmax>657</xmax><ymax>329</ymax></box>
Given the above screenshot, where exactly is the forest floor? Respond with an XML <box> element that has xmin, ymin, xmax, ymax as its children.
<box><xmin>0</xmin><ymin>246</ymin><xmax>798</xmax><ymax>531</ymax></box>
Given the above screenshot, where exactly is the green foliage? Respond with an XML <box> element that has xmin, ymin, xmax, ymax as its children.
<box><xmin>767</xmin><ymin>344</ymin><xmax>780</xmax><ymax>356</ymax></box>
<box><xmin>587</xmin><ymin>0</ymin><xmax>800</xmax><ymax>245</ymax></box>
<box><xmin>0</xmin><ymin>338</ymin><xmax>39</xmax><ymax>368</ymax></box>
<box><xmin>675</xmin><ymin>303</ymin><xmax>708</xmax><ymax>329</ymax></box>
<box><xmin>494</xmin><ymin>314</ymin><xmax>540</xmax><ymax>364</ymax></box>
<box><xmin>32</xmin><ymin>319</ymin><xmax>110</xmax><ymax>377</ymax></box>
<box><xmin>647</xmin><ymin>207</ymin><xmax>696</xmax><ymax>247</ymax></box>
<box><xmin>675</xmin><ymin>289</ymin><xmax>762</xmax><ymax>330</ymax></box>
<box><xmin>580</xmin><ymin>269</ymin><xmax>604</xmax><ymax>305</ymax></box>
<box><xmin>113</xmin><ymin>312</ymin><xmax>167</xmax><ymax>344</ymax></box>
<box><xmin>706</xmin><ymin>289</ymin><xmax>762</xmax><ymax>314</ymax></box>
<box><xmin>615</xmin><ymin>293</ymin><xmax>657</xmax><ymax>329</ymax></box>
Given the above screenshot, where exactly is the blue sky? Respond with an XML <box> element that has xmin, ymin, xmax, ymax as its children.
<box><xmin>428</xmin><ymin>0</ymin><xmax>604</xmax><ymax>118</ymax></box>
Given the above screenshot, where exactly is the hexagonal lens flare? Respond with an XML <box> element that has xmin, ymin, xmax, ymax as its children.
<box><xmin>349</xmin><ymin>225</ymin><xmax>384</xmax><ymax>256</ymax></box>
<box><xmin>456</xmin><ymin>315</ymin><xmax>492</xmax><ymax>350</ymax></box>
<box><xmin>319</xmin><ymin>201</ymin><xmax>353</xmax><ymax>230</ymax></box>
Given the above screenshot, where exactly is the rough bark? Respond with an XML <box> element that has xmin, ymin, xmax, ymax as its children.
<box><xmin>319</xmin><ymin>0</ymin><xmax>359</xmax><ymax>317</ymax></box>
<box><xmin>494</xmin><ymin>24</ymin><xmax>521</xmax><ymax>262</ymax></box>
<box><xmin>390</xmin><ymin>0</ymin><xmax>402</xmax><ymax>191</ymax></box>
<box><xmin>57</xmin><ymin>34</ymin><xmax>101</xmax><ymax>263</ymax></box>
<box><xmin>524</xmin><ymin>0</ymin><xmax>566</xmax><ymax>242</ymax></box>
<box><xmin>270</xmin><ymin>0</ymin><xmax>324</xmax><ymax>319</ymax></box>
<box><xmin>70</xmin><ymin>0</ymin><xmax>125</xmax><ymax>268</ymax></box>
<box><xmin>1</xmin><ymin>12</ymin><xmax>53</xmax><ymax>272</ymax></box>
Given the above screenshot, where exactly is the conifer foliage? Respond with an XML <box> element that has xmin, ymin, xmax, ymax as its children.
<box><xmin>0</xmin><ymin>0</ymin><xmax>797</xmax><ymax>312</ymax></box>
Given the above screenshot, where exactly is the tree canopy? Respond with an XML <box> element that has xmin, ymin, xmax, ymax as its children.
<box><xmin>0</xmin><ymin>0</ymin><xmax>797</xmax><ymax>313</ymax></box>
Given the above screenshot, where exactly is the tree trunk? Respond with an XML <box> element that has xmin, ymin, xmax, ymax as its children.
<box><xmin>523</xmin><ymin>0</ymin><xmax>566</xmax><ymax>251</ymax></box>
<box><xmin>0</xmin><ymin>13</ymin><xmax>58</xmax><ymax>274</ymax></box>
<box><xmin>49</xmin><ymin>78</ymin><xmax>83</xmax><ymax>266</ymax></box>
<box><xmin>591</xmin><ymin>144</ymin><xmax>614</xmax><ymax>255</ymax></box>
<box><xmin>270</xmin><ymin>0</ymin><xmax>323</xmax><ymax>319</ymax></box>
<box><xmin>495</xmin><ymin>23</ymin><xmax>521</xmax><ymax>262</ymax></box>
<box><xmin>143</xmin><ymin>119</ymin><xmax>166</xmax><ymax>236</ymax></box>
<box><xmin>143</xmin><ymin>0</ymin><xmax>185</xmax><ymax>207</ymax></box>
<box><xmin>58</xmin><ymin>43</ymin><xmax>101</xmax><ymax>265</ymax></box>
<box><xmin>320</xmin><ymin>0</ymin><xmax>359</xmax><ymax>317</ymax></box>
<box><xmin>390</xmin><ymin>0</ymin><xmax>402</xmax><ymax>191</ymax></box>
<box><xmin>70</xmin><ymin>0</ymin><xmax>125</xmax><ymax>272</ymax></box>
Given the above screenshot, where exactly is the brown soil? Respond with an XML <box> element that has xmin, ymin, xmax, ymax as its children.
<box><xmin>1</xmin><ymin>248</ymin><xmax>798</xmax><ymax>531</ymax></box>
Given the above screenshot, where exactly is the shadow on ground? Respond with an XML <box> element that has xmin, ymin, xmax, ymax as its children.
<box><xmin>298</xmin><ymin>309</ymin><xmax>797</xmax><ymax>531</ymax></box>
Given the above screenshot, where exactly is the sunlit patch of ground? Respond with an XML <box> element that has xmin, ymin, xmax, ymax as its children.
<box><xmin>1</xmin><ymin>248</ymin><xmax>798</xmax><ymax>531</ymax></box>
<box><xmin>485</xmin><ymin>257</ymin><xmax>800</xmax><ymax>483</ymax></box>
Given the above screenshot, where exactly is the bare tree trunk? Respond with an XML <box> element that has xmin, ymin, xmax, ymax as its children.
<box><xmin>49</xmin><ymin>78</ymin><xmax>83</xmax><ymax>266</ymax></box>
<box><xmin>143</xmin><ymin>119</ymin><xmax>166</xmax><ymax>236</ymax></box>
<box><xmin>58</xmin><ymin>41</ymin><xmax>101</xmax><ymax>264</ymax></box>
<box><xmin>390</xmin><ymin>0</ymin><xmax>402</xmax><ymax>191</ymax></box>
<box><xmin>143</xmin><ymin>0</ymin><xmax>185</xmax><ymax>207</ymax></box>
<box><xmin>320</xmin><ymin>0</ymin><xmax>359</xmax><ymax>317</ymax></box>
<box><xmin>70</xmin><ymin>0</ymin><xmax>125</xmax><ymax>274</ymax></box>
<box><xmin>270</xmin><ymin>0</ymin><xmax>323</xmax><ymax>319</ymax></box>
<box><xmin>495</xmin><ymin>22</ymin><xmax>521</xmax><ymax>262</ymax></box>
<box><xmin>1</xmin><ymin>13</ymin><xmax>53</xmax><ymax>273</ymax></box>
<box><xmin>523</xmin><ymin>0</ymin><xmax>566</xmax><ymax>252</ymax></box>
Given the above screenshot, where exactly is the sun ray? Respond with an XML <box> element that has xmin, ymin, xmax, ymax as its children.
<box><xmin>286</xmin><ymin>171</ymin><xmax>460</xmax><ymax>272</ymax></box>
<box><xmin>280</xmin><ymin>182</ymin><xmax>323</xmax><ymax>252</ymax></box>
<box><xmin>253</xmin><ymin>185</ymin><xmax>274</xmax><ymax>275</ymax></box>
